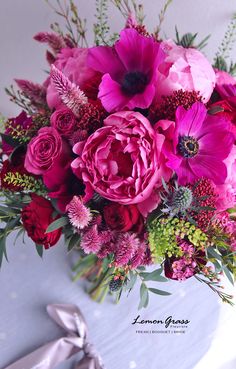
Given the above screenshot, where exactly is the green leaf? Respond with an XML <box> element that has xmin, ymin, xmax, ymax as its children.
<box><xmin>196</xmin><ymin>34</ymin><xmax>211</xmax><ymax>50</ymax></box>
<box><xmin>6</xmin><ymin>216</ymin><xmax>21</xmax><ymax>231</ymax></box>
<box><xmin>14</xmin><ymin>228</ymin><xmax>25</xmax><ymax>245</ymax></box>
<box><xmin>140</xmin><ymin>268</ymin><xmax>167</xmax><ymax>282</ymax></box>
<box><xmin>0</xmin><ymin>205</ymin><xmax>18</xmax><ymax>215</ymax></box>
<box><xmin>161</xmin><ymin>177</ymin><xmax>169</xmax><ymax>193</ymax></box>
<box><xmin>222</xmin><ymin>266</ymin><xmax>234</xmax><ymax>286</ymax></box>
<box><xmin>138</xmin><ymin>283</ymin><xmax>149</xmax><ymax>309</ymax></box>
<box><xmin>126</xmin><ymin>271</ymin><xmax>137</xmax><ymax>290</ymax></box>
<box><xmin>0</xmin><ymin>133</ymin><xmax>19</xmax><ymax>147</ymax></box>
<box><xmin>207</xmin><ymin>247</ymin><xmax>222</xmax><ymax>261</ymax></box>
<box><xmin>67</xmin><ymin>233</ymin><xmax>80</xmax><ymax>252</ymax></box>
<box><xmin>208</xmin><ymin>106</ymin><xmax>224</xmax><ymax>115</ymax></box>
<box><xmin>0</xmin><ymin>234</ymin><xmax>7</xmax><ymax>267</ymax></box>
<box><xmin>36</xmin><ymin>244</ymin><xmax>43</xmax><ymax>258</ymax></box>
<box><xmin>148</xmin><ymin>288</ymin><xmax>171</xmax><ymax>296</ymax></box>
<box><xmin>46</xmin><ymin>217</ymin><xmax>68</xmax><ymax>233</ymax></box>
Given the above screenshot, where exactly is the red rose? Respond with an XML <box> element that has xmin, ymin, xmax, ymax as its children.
<box><xmin>21</xmin><ymin>194</ymin><xmax>62</xmax><ymax>248</ymax></box>
<box><xmin>103</xmin><ymin>203</ymin><xmax>144</xmax><ymax>233</ymax></box>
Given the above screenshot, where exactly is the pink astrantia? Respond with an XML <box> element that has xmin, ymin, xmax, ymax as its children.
<box><xmin>66</xmin><ymin>196</ymin><xmax>92</xmax><ymax>229</ymax></box>
<box><xmin>164</xmin><ymin>102</ymin><xmax>234</xmax><ymax>185</ymax></box>
<box><xmin>88</xmin><ymin>28</ymin><xmax>164</xmax><ymax>112</ymax></box>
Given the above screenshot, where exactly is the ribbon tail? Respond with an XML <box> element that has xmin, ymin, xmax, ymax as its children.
<box><xmin>74</xmin><ymin>356</ymin><xmax>105</xmax><ymax>369</ymax></box>
<box><xmin>4</xmin><ymin>337</ymin><xmax>82</xmax><ymax>369</ymax></box>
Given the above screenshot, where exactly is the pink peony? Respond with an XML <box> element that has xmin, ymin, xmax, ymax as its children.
<box><xmin>163</xmin><ymin>102</ymin><xmax>234</xmax><ymax>185</ymax></box>
<box><xmin>88</xmin><ymin>28</ymin><xmax>164</xmax><ymax>112</ymax></box>
<box><xmin>215</xmin><ymin>69</ymin><xmax>236</xmax><ymax>88</ymax></box>
<box><xmin>71</xmin><ymin>111</ymin><xmax>170</xmax><ymax>207</ymax></box>
<box><xmin>155</xmin><ymin>40</ymin><xmax>216</xmax><ymax>104</ymax></box>
<box><xmin>25</xmin><ymin>127</ymin><xmax>70</xmax><ymax>175</ymax></box>
<box><xmin>215</xmin><ymin>145</ymin><xmax>236</xmax><ymax>211</ymax></box>
<box><xmin>46</xmin><ymin>47</ymin><xmax>101</xmax><ymax>108</ymax></box>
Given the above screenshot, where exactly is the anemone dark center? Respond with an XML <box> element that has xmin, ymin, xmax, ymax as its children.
<box><xmin>122</xmin><ymin>71</ymin><xmax>148</xmax><ymax>95</ymax></box>
<box><xmin>178</xmin><ymin>136</ymin><xmax>199</xmax><ymax>158</ymax></box>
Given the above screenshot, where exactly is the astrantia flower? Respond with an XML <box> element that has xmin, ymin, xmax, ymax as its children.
<box><xmin>164</xmin><ymin>102</ymin><xmax>234</xmax><ymax>185</ymax></box>
<box><xmin>66</xmin><ymin>196</ymin><xmax>92</xmax><ymax>229</ymax></box>
<box><xmin>88</xmin><ymin>28</ymin><xmax>164</xmax><ymax>112</ymax></box>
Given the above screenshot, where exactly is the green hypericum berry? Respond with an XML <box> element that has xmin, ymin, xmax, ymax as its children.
<box><xmin>109</xmin><ymin>278</ymin><xmax>123</xmax><ymax>292</ymax></box>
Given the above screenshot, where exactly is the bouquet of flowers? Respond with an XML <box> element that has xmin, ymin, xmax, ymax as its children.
<box><xmin>1</xmin><ymin>0</ymin><xmax>236</xmax><ymax>308</ymax></box>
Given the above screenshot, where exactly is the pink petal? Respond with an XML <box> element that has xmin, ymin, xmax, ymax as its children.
<box><xmin>98</xmin><ymin>74</ymin><xmax>130</xmax><ymax>112</ymax></box>
<box><xmin>199</xmin><ymin>131</ymin><xmax>234</xmax><ymax>160</ymax></box>
<box><xmin>125</xmin><ymin>84</ymin><xmax>156</xmax><ymax>110</ymax></box>
<box><xmin>176</xmin><ymin>102</ymin><xmax>207</xmax><ymax>137</ymax></box>
<box><xmin>190</xmin><ymin>155</ymin><xmax>227</xmax><ymax>184</ymax></box>
<box><xmin>176</xmin><ymin>159</ymin><xmax>197</xmax><ymax>185</ymax></box>
<box><xmin>88</xmin><ymin>46</ymin><xmax>125</xmax><ymax>81</ymax></box>
<box><xmin>115</xmin><ymin>28</ymin><xmax>160</xmax><ymax>73</ymax></box>
<box><xmin>197</xmin><ymin>114</ymin><xmax>232</xmax><ymax>138</ymax></box>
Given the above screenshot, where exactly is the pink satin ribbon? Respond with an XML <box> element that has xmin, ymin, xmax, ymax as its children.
<box><xmin>4</xmin><ymin>304</ymin><xmax>105</xmax><ymax>369</ymax></box>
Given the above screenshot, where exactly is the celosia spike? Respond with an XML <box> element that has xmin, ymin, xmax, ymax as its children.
<box><xmin>14</xmin><ymin>79</ymin><xmax>46</xmax><ymax>105</ymax></box>
<box><xmin>80</xmin><ymin>225</ymin><xmax>102</xmax><ymax>254</ymax></box>
<box><xmin>50</xmin><ymin>65</ymin><xmax>88</xmax><ymax>116</ymax></box>
<box><xmin>34</xmin><ymin>32</ymin><xmax>66</xmax><ymax>54</ymax></box>
<box><xmin>66</xmin><ymin>196</ymin><xmax>92</xmax><ymax>229</ymax></box>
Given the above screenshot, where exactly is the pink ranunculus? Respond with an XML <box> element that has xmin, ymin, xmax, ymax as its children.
<box><xmin>46</xmin><ymin>47</ymin><xmax>101</xmax><ymax>109</ymax></box>
<box><xmin>215</xmin><ymin>145</ymin><xmax>236</xmax><ymax>211</ymax></box>
<box><xmin>25</xmin><ymin>127</ymin><xmax>69</xmax><ymax>175</ymax></box>
<box><xmin>71</xmin><ymin>111</ymin><xmax>169</xmax><ymax>207</ymax></box>
<box><xmin>50</xmin><ymin>106</ymin><xmax>77</xmax><ymax>138</ymax></box>
<box><xmin>155</xmin><ymin>40</ymin><xmax>216</xmax><ymax>104</ymax></box>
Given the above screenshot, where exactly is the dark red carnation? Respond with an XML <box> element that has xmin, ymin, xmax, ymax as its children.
<box><xmin>103</xmin><ymin>203</ymin><xmax>144</xmax><ymax>233</ymax></box>
<box><xmin>21</xmin><ymin>194</ymin><xmax>61</xmax><ymax>248</ymax></box>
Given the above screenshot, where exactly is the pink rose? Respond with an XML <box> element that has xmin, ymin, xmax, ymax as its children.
<box><xmin>155</xmin><ymin>40</ymin><xmax>216</xmax><ymax>104</ymax></box>
<box><xmin>216</xmin><ymin>145</ymin><xmax>236</xmax><ymax>211</ymax></box>
<box><xmin>72</xmin><ymin>111</ymin><xmax>169</xmax><ymax>207</ymax></box>
<box><xmin>50</xmin><ymin>106</ymin><xmax>77</xmax><ymax>138</ymax></box>
<box><xmin>46</xmin><ymin>47</ymin><xmax>101</xmax><ymax>108</ymax></box>
<box><xmin>25</xmin><ymin>127</ymin><xmax>69</xmax><ymax>175</ymax></box>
